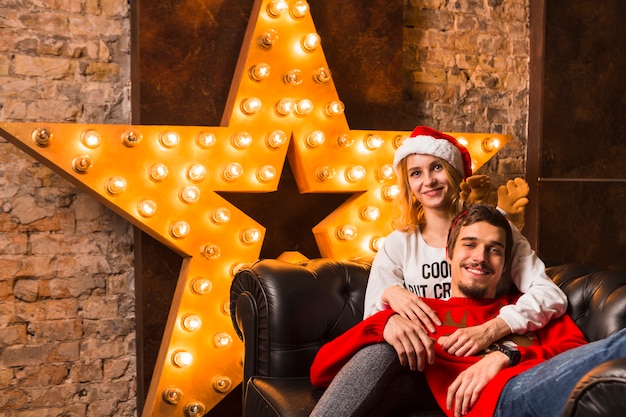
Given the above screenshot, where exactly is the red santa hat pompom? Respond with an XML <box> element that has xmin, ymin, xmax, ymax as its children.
<box><xmin>393</xmin><ymin>126</ymin><xmax>473</xmax><ymax>179</ymax></box>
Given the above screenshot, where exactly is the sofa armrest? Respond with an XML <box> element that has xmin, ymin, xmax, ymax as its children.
<box><xmin>562</xmin><ymin>358</ymin><xmax>626</xmax><ymax>417</ymax></box>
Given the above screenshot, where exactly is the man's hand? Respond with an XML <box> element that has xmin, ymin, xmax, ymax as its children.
<box><xmin>383</xmin><ymin>314</ymin><xmax>435</xmax><ymax>371</ymax></box>
<box><xmin>382</xmin><ymin>286</ymin><xmax>442</xmax><ymax>333</ymax></box>
<box><xmin>460</xmin><ymin>175</ymin><xmax>492</xmax><ymax>204</ymax></box>
<box><xmin>437</xmin><ymin>317</ymin><xmax>511</xmax><ymax>357</ymax></box>
<box><xmin>446</xmin><ymin>352</ymin><xmax>510</xmax><ymax>417</ymax></box>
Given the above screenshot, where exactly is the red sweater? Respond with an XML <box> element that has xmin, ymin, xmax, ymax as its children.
<box><xmin>310</xmin><ymin>295</ymin><xmax>587</xmax><ymax>417</ymax></box>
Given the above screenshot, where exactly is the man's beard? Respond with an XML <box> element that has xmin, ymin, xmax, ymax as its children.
<box><xmin>457</xmin><ymin>282</ymin><xmax>488</xmax><ymax>299</ymax></box>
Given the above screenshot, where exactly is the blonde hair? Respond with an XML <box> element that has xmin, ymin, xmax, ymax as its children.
<box><xmin>392</xmin><ymin>157</ymin><xmax>465</xmax><ymax>233</ymax></box>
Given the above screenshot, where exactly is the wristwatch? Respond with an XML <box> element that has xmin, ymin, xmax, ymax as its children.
<box><xmin>489</xmin><ymin>343</ymin><xmax>521</xmax><ymax>366</ymax></box>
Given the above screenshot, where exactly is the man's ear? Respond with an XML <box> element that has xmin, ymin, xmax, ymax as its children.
<box><xmin>445</xmin><ymin>246</ymin><xmax>452</xmax><ymax>263</ymax></box>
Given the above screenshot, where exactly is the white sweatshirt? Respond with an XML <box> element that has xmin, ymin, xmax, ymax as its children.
<box><xmin>363</xmin><ymin>224</ymin><xmax>568</xmax><ymax>334</ymax></box>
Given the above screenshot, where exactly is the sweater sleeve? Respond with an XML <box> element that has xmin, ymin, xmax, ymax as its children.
<box><xmin>310</xmin><ymin>309</ymin><xmax>396</xmax><ymax>387</ymax></box>
<box><xmin>517</xmin><ymin>313</ymin><xmax>587</xmax><ymax>361</ymax></box>
<box><xmin>498</xmin><ymin>223</ymin><xmax>568</xmax><ymax>333</ymax></box>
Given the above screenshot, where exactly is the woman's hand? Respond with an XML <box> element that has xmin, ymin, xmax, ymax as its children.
<box><xmin>438</xmin><ymin>317</ymin><xmax>511</xmax><ymax>356</ymax></box>
<box><xmin>382</xmin><ymin>286</ymin><xmax>442</xmax><ymax>333</ymax></box>
<box><xmin>446</xmin><ymin>351</ymin><xmax>510</xmax><ymax>417</ymax></box>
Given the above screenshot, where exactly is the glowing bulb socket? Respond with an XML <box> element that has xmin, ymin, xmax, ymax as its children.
<box><xmin>241</xmin><ymin>97</ymin><xmax>262</xmax><ymax>115</ymax></box>
<box><xmin>213</xmin><ymin>332</ymin><xmax>233</xmax><ymax>349</ymax></box>
<box><xmin>172</xmin><ymin>350</ymin><xmax>193</xmax><ymax>368</ymax></box>
<box><xmin>159</xmin><ymin>131</ymin><xmax>180</xmax><ymax>148</ymax></box>
<box><xmin>315</xmin><ymin>166</ymin><xmax>336</xmax><ymax>182</ymax></box>
<box><xmin>181</xmin><ymin>314</ymin><xmax>202</xmax><ymax>332</ymax></box>
<box><xmin>283</xmin><ymin>69</ymin><xmax>303</xmax><ymax>86</ymax></box>
<box><xmin>201</xmin><ymin>244</ymin><xmax>221</xmax><ymax>260</ymax></box>
<box><xmin>381</xmin><ymin>185</ymin><xmax>400</xmax><ymax>201</ymax></box>
<box><xmin>184</xmin><ymin>402</ymin><xmax>207</xmax><ymax>417</ymax></box>
<box><xmin>294</xmin><ymin>99</ymin><xmax>313</xmax><ymax>116</ymax></box>
<box><xmin>179</xmin><ymin>185</ymin><xmax>200</xmax><ymax>204</ymax></box>
<box><xmin>231</xmin><ymin>132</ymin><xmax>253</xmax><ymax>149</ymax></box>
<box><xmin>325</xmin><ymin>101</ymin><xmax>345</xmax><ymax>117</ymax></box>
<box><xmin>162</xmin><ymin>386</ymin><xmax>183</xmax><ymax>405</ymax></box>
<box><xmin>223</xmin><ymin>163</ymin><xmax>243</xmax><ymax>182</ymax></box>
<box><xmin>290</xmin><ymin>0</ymin><xmax>309</xmax><ymax>18</ymax></box>
<box><xmin>360</xmin><ymin>206</ymin><xmax>381</xmax><ymax>222</ymax></box>
<box><xmin>301</xmin><ymin>33</ymin><xmax>321</xmax><ymax>52</ymax></box>
<box><xmin>275</xmin><ymin>98</ymin><xmax>294</xmax><ymax>116</ymax></box>
<box><xmin>376</xmin><ymin>164</ymin><xmax>395</xmax><ymax>182</ymax></box>
<box><xmin>364</xmin><ymin>134</ymin><xmax>384</xmax><ymax>150</ymax></box>
<box><xmin>137</xmin><ymin>199</ymin><xmax>157</xmax><ymax>217</ymax></box>
<box><xmin>370</xmin><ymin>236</ymin><xmax>384</xmax><ymax>252</ymax></box>
<box><xmin>241</xmin><ymin>228</ymin><xmax>261</xmax><ymax>245</ymax></box>
<box><xmin>249</xmin><ymin>63</ymin><xmax>270</xmax><ymax>81</ymax></box>
<box><xmin>258</xmin><ymin>29</ymin><xmax>278</xmax><ymax>50</ymax></box>
<box><xmin>32</xmin><ymin>127</ymin><xmax>53</xmax><ymax>147</ymax></box>
<box><xmin>336</xmin><ymin>225</ymin><xmax>358</xmax><ymax>241</ymax></box>
<box><xmin>187</xmin><ymin>164</ymin><xmax>207</xmax><ymax>182</ymax></box>
<box><xmin>482</xmin><ymin>137</ymin><xmax>501</xmax><ymax>153</ymax></box>
<box><xmin>149</xmin><ymin>164</ymin><xmax>169</xmax><ymax>182</ymax></box>
<box><xmin>266</xmin><ymin>130</ymin><xmax>288</xmax><ymax>149</ymax></box>
<box><xmin>81</xmin><ymin>129</ymin><xmax>101</xmax><ymax>148</ymax></box>
<box><xmin>267</xmin><ymin>0</ymin><xmax>289</xmax><ymax>17</ymax></box>
<box><xmin>121</xmin><ymin>129</ymin><xmax>142</xmax><ymax>147</ymax></box>
<box><xmin>313</xmin><ymin>67</ymin><xmax>331</xmax><ymax>84</ymax></box>
<box><xmin>305</xmin><ymin>130</ymin><xmax>325</xmax><ymax>148</ymax></box>
<box><xmin>191</xmin><ymin>278</ymin><xmax>212</xmax><ymax>295</ymax></box>
<box><xmin>211</xmin><ymin>207</ymin><xmax>231</xmax><ymax>224</ymax></box>
<box><xmin>72</xmin><ymin>155</ymin><xmax>93</xmax><ymax>174</ymax></box>
<box><xmin>105</xmin><ymin>177</ymin><xmax>127</xmax><ymax>196</ymax></box>
<box><xmin>196</xmin><ymin>132</ymin><xmax>216</xmax><ymax>148</ymax></box>
<box><xmin>345</xmin><ymin>165</ymin><xmax>366</xmax><ymax>182</ymax></box>
<box><xmin>257</xmin><ymin>165</ymin><xmax>277</xmax><ymax>182</ymax></box>
<box><xmin>170</xmin><ymin>221</ymin><xmax>190</xmax><ymax>239</ymax></box>
<box><xmin>212</xmin><ymin>376</ymin><xmax>233</xmax><ymax>394</ymax></box>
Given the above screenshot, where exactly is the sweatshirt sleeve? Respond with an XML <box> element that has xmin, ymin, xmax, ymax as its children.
<box><xmin>498</xmin><ymin>223</ymin><xmax>568</xmax><ymax>333</ymax></box>
<box><xmin>310</xmin><ymin>309</ymin><xmax>396</xmax><ymax>387</ymax></box>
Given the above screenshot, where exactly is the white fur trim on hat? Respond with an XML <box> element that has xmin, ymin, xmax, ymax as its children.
<box><xmin>393</xmin><ymin>135</ymin><xmax>464</xmax><ymax>177</ymax></box>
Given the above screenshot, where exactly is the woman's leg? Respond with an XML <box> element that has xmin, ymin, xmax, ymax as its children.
<box><xmin>310</xmin><ymin>343</ymin><xmax>438</xmax><ymax>417</ymax></box>
<box><xmin>495</xmin><ymin>327</ymin><xmax>626</xmax><ymax>417</ymax></box>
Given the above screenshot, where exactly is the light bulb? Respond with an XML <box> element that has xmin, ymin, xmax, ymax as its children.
<box><xmin>294</xmin><ymin>99</ymin><xmax>313</xmax><ymax>116</ymax></box>
<box><xmin>364</xmin><ymin>134</ymin><xmax>384</xmax><ymax>150</ymax></box>
<box><xmin>376</xmin><ymin>164</ymin><xmax>395</xmax><ymax>182</ymax></box>
<box><xmin>223</xmin><ymin>162</ymin><xmax>243</xmax><ymax>181</ymax></box>
<box><xmin>258</xmin><ymin>29</ymin><xmax>278</xmax><ymax>50</ymax></box>
<box><xmin>213</xmin><ymin>332</ymin><xmax>233</xmax><ymax>349</ymax></box>
<box><xmin>196</xmin><ymin>131</ymin><xmax>216</xmax><ymax>148</ymax></box>
<box><xmin>381</xmin><ymin>185</ymin><xmax>400</xmax><ymax>201</ymax></box>
<box><xmin>186</xmin><ymin>164</ymin><xmax>206</xmax><ymax>182</ymax></box>
<box><xmin>275</xmin><ymin>98</ymin><xmax>294</xmax><ymax>116</ymax></box>
<box><xmin>170</xmin><ymin>221</ymin><xmax>190</xmax><ymax>238</ymax></box>
<box><xmin>211</xmin><ymin>207</ymin><xmax>231</xmax><ymax>224</ymax></box>
<box><xmin>241</xmin><ymin>97</ymin><xmax>262</xmax><ymax>115</ymax></box>
<box><xmin>315</xmin><ymin>166</ymin><xmax>336</xmax><ymax>182</ymax></box>
<box><xmin>336</xmin><ymin>225</ymin><xmax>358</xmax><ymax>241</ymax></box>
<box><xmin>159</xmin><ymin>131</ymin><xmax>180</xmax><ymax>148</ymax></box>
<box><xmin>137</xmin><ymin>199</ymin><xmax>157</xmax><ymax>217</ymax></box>
<box><xmin>72</xmin><ymin>155</ymin><xmax>93</xmax><ymax>174</ymax></box>
<box><xmin>482</xmin><ymin>137</ymin><xmax>501</xmax><ymax>153</ymax></box>
<box><xmin>181</xmin><ymin>314</ymin><xmax>202</xmax><ymax>332</ymax></box>
<box><xmin>191</xmin><ymin>278</ymin><xmax>212</xmax><ymax>295</ymax></box>
<box><xmin>201</xmin><ymin>243</ymin><xmax>221</xmax><ymax>260</ymax></box>
<box><xmin>345</xmin><ymin>165</ymin><xmax>366</xmax><ymax>182</ymax></box>
<box><xmin>283</xmin><ymin>69</ymin><xmax>303</xmax><ymax>86</ymax></box>
<box><xmin>267</xmin><ymin>0</ymin><xmax>288</xmax><ymax>17</ymax></box>
<box><xmin>393</xmin><ymin>134</ymin><xmax>406</xmax><ymax>149</ymax></box>
<box><xmin>121</xmin><ymin>129</ymin><xmax>142</xmax><ymax>147</ymax></box>
<box><xmin>80</xmin><ymin>129</ymin><xmax>101</xmax><ymax>148</ymax></box>
<box><xmin>305</xmin><ymin>130</ymin><xmax>325</xmax><ymax>148</ymax></box>
<box><xmin>313</xmin><ymin>67</ymin><xmax>331</xmax><ymax>84</ymax></box>
<box><xmin>301</xmin><ymin>33</ymin><xmax>320</xmax><ymax>52</ymax></box>
<box><xmin>162</xmin><ymin>386</ymin><xmax>183</xmax><ymax>405</ymax></box>
<box><xmin>266</xmin><ymin>130</ymin><xmax>288</xmax><ymax>149</ymax></box>
<box><xmin>360</xmin><ymin>206</ymin><xmax>381</xmax><ymax>222</ymax></box>
<box><xmin>325</xmin><ymin>100</ymin><xmax>345</xmax><ymax>117</ymax></box>
<box><xmin>32</xmin><ymin>127</ymin><xmax>53</xmax><ymax>147</ymax></box>
<box><xmin>257</xmin><ymin>165</ymin><xmax>277</xmax><ymax>182</ymax></box>
<box><xmin>105</xmin><ymin>177</ymin><xmax>127</xmax><ymax>196</ymax></box>
<box><xmin>457</xmin><ymin>136</ymin><xmax>469</xmax><ymax>148</ymax></box>
<box><xmin>290</xmin><ymin>0</ymin><xmax>309</xmax><ymax>18</ymax></box>
<box><xmin>249</xmin><ymin>63</ymin><xmax>270</xmax><ymax>81</ymax></box>
<box><xmin>370</xmin><ymin>236</ymin><xmax>385</xmax><ymax>252</ymax></box>
<box><xmin>172</xmin><ymin>350</ymin><xmax>193</xmax><ymax>368</ymax></box>
<box><xmin>231</xmin><ymin>132</ymin><xmax>252</xmax><ymax>149</ymax></box>
<box><xmin>212</xmin><ymin>376</ymin><xmax>233</xmax><ymax>394</ymax></box>
<box><xmin>336</xmin><ymin>134</ymin><xmax>354</xmax><ymax>148</ymax></box>
<box><xmin>179</xmin><ymin>185</ymin><xmax>200</xmax><ymax>204</ymax></box>
<box><xmin>241</xmin><ymin>228</ymin><xmax>261</xmax><ymax>245</ymax></box>
<box><xmin>149</xmin><ymin>164</ymin><xmax>169</xmax><ymax>182</ymax></box>
<box><xmin>184</xmin><ymin>401</ymin><xmax>207</xmax><ymax>417</ymax></box>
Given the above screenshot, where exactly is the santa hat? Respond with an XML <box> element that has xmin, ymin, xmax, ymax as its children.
<box><xmin>393</xmin><ymin>126</ymin><xmax>472</xmax><ymax>179</ymax></box>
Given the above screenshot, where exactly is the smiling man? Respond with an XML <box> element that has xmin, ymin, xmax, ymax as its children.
<box><xmin>309</xmin><ymin>204</ymin><xmax>626</xmax><ymax>417</ymax></box>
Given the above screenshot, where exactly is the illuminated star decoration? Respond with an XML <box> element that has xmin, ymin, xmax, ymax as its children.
<box><xmin>0</xmin><ymin>0</ymin><xmax>509</xmax><ymax>415</ymax></box>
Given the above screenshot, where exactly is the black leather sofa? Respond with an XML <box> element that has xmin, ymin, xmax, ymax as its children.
<box><xmin>230</xmin><ymin>259</ymin><xmax>626</xmax><ymax>417</ymax></box>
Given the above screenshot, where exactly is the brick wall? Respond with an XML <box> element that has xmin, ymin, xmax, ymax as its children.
<box><xmin>0</xmin><ymin>1</ymin><xmax>135</xmax><ymax>416</ymax></box>
<box><xmin>0</xmin><ymin>1</ymin><xmax>530</xmax><ymax>415</ymax></box>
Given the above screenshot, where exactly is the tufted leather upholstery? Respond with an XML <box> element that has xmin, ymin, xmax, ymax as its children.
<box><xmin>230</xmin><ymin>260</ymin><xmax>626</xmax><ymax>417</ymax></box>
